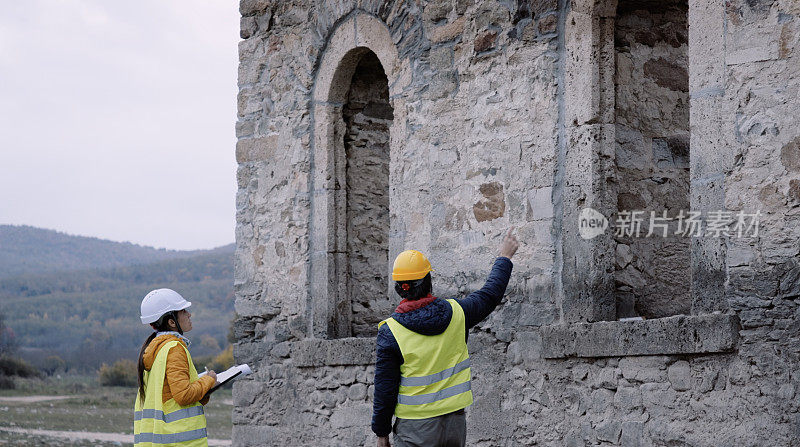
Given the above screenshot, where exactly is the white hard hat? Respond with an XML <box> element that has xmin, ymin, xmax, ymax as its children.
<box><xmin>140</xmin><ymin>288</ymin><xmax>192</xmax><ymax>324</ymax></box>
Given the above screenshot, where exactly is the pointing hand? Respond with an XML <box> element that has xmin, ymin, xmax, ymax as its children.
<box><xmin>499</xmin><ymin>227</ymin><xmax>519</xmax><ymax>259</ymax></box>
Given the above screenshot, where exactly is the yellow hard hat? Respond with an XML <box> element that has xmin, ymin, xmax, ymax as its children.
<box><xmin>392</xmin><ymin>250</ymin><xmax>433</xmax><ymax>281</ymax></box>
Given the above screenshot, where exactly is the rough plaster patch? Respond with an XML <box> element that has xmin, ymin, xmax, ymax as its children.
<box><xmin>780</xmin><ymin>136</ymin><xmax>800</xmax><ymax>171</ymax></box>
<box><xmin>473</xmin><ymin>182</ymin><xmax>506</xmax><ymax>222</ymax></box>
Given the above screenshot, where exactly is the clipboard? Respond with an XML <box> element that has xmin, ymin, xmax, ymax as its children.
<box><xmin>208</xmin><ymin>370</ymin><xmax>241</xmax><ymax>394</ymax></box>
<box><xmin>200</xmin><ymin>363</ymin><xmax>252</xmax><ymax>396</ymax></box>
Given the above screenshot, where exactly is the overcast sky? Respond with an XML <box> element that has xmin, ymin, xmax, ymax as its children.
<box><xmin>0</xmin><ymin>0</ymin><xmax>240</xmax><ymax>250</ymax></box>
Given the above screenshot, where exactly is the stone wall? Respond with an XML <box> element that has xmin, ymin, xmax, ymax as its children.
<box><xmin>233</xmin><ymin>0</ymin><xmax>800</xmax><ymax>445</ymax></box>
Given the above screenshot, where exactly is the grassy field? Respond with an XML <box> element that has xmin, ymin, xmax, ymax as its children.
<box><xmin>0</xmin><ymin>375</ymin><xmax>232</xmax><ymax>446</ymax></box>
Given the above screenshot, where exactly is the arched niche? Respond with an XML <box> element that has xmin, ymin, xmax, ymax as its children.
<box><xmin>309</xmin><ymin>13</ymin><xmax>406</xmax><ymax>339</ymax></box>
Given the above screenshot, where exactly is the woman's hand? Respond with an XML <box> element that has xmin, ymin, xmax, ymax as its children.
<box><xmin>377</xmin><ymin>436</ymin><xmax>391</xmax><ymax>447</ymax></box>
<box><xmin>206</xmin><ymin>370</ymin><xmax>218</xmax><ymax>385</ymax></box>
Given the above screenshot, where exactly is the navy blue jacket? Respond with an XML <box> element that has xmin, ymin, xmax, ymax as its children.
<box><xmin>371</xmin><ymin>257</ymin><xmax>513</xmax><ymax>436</ymax></box>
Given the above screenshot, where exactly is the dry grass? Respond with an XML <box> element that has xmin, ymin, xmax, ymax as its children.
<box><xmin>0</xmin><ymin>375</ymin><xmax>232</xmax><ymax>446</ymax></box>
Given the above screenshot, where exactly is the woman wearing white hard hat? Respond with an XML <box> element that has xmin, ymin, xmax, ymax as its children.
<box><xmin>134</xmin><ymin>288</ymin><xmax>218</xmax><ymax>446</ymax></box>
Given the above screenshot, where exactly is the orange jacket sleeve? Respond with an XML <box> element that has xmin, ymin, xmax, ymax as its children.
<box><xmin>165</xmin><ymin>344</ymin><xmax>216</xmax><ymax>406</ymax></box>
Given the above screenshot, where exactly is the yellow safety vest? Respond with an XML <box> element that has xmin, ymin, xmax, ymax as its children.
<box><xmin>380</xmin><ymin>298</ymin><xmax>473</xmax><ymax>419</ymax></box>
<box><xmin>134</xmin><ymin>340</ymin><xmax>208</xmax><ymax>446</ymax></box>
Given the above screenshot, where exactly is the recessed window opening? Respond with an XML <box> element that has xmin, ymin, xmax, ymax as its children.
<box><xmin>333</xmin><ymin>50</ymin><xmax>393</xmax><ymax>338</ymax></box>
<box><xmin>613</xmin><ymin>0</ymin><xmax>690</xmax><ymax>319</ymax></box>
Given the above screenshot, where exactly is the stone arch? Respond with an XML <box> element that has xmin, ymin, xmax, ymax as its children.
<box><xmin>313</xmin><ymin>14</ymin><xmax>403</xmax><ymax>104</ymax></box>
<box><xmin>309</xmin><ymin>13</ymin><xmax>406</xmax><ymax>339</ymax></box>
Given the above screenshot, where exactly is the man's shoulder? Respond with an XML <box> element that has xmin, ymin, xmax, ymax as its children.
<box><xmin>377</xmin><ymin>320</ymin><xmax>394</xmax><ymax>336</ymax></box>
<box><xmin>376</xmin><ymin>321</ymin><xmax>400</xmax><ymax>353</ymax></box>
<box><xmin>444</xmin><ymin>297</ymin><xmax>463</xmax><ymax>308</ymax></box>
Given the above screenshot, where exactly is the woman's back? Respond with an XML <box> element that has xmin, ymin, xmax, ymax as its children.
<box><xmin>134</xmin><ymin>289</ymin><xmax>218</xmax><ymax>447</ymax></box>
<box><xmin>142</xmin><ymin>333</ymin><xmax>214</xmax><ymax>406</ymax></box>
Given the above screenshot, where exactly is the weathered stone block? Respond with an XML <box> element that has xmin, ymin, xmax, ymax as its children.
<box><xmin>426</xmin><ymin>70</ymin><xmax>458</xmax><ymax>100</ymax></box>
<box><xmin>726</xmin><ymin>46</ymin><xmax>779</xmax><ymax>65</ymax></box>
<box><xmin>430</xmin><ymin>17</ymin><xmax>466</xmax><ymax>43</ymax></box>
<box><xmin>233</xmin><ymin>380</ymin><xmax>264</xmax><ymax>407</ymax></box>
<box><xmin>667</xmin><ymin>360</ymin><xmax>692</xmax><ymax>391</ymax></box>
<box><xmin>541</xmin><ymin>314</ymin><xmax>740</xmax><ymax>358</ymax></box>
<box><xmin>510</xmin><ymin>330</ymin><xmax>542</xmax><ymax>368</ymax></box>
<box><xmin>619</xmin><ymin>356</ymin><xmax>669</xmax><ymax>383</ymax></box>
<box><xmin>239</xmin><ymin>0</ymin><xmax>270</xmax><ymax>16</ymax></box>
<box><xmin>527</xmin><ymin>187</ymin><xmax>553</xmax><ymax>220</ymax></box>
<box><xmin>689</xmin><ymin>0</ymin><xmax>726</xmax><ymax>93</ymax></box>
<box><xmin>690</xmin><ymin>96</ymin><xmax>734</xmax><ymax>179</ymax></box>
<box><xmin>781</xmin><ymin>136</ymin><xmax>800</xmax><ymax>172</ymax></box>
<box><xmin>538</xmin><ymin>14</ymin><xmax>558</xmax><ymax>35</ymax></box>
<box><xmin>621</xmin><ymin>421</ymin><xmax>644</xmax><ymax>447</ymax></box>
<box><xmin>429</xmin><ymin>46</ymin><xmax>453</xmax><ymax>70</ymax></box>
<box><xmin>593</xmin><ymin>366</ymin><xmax>618</xmax><ymax>390</ymax></box>
<box><xmin>292</xmin><ymin>337</ymin><xmax>375</xmax><ymax>367</ymax></box>
<box><xmin>692</xmin><ymin>235</ymin><xmax>727</xmax><ymax>314</ymax></box>
<box><xmin>422</xmin><ymin>2</ymin><xmax>451</xmax><ymax>24</ymax></box>
<box><xmin>564</xmin><ymin>11</ymin><xmax>600</xmax><ymax>126</ymax></box>
<box><xmin>236</xmin><ymin>135</ymin><xmax>279</xmax><ymax>163</ymax></box>
<box><xmin>613</xmin><ymin>386</ymin><xmax>642</xmax><ymax>412</ymax></box>
<box><xmin>644</xmin><ymin>57</ymin><xmax>688</xmax><ymax>91</ymax></box>
<box><xmin>565</xmin><ymin>124</ymin><xmax>615</xmax><ymax>191</ymax></box>
<box><xmin>232</xmin><ymin>426</ymin><xmax>280</xmax><ymax>447</ymax></box>
<box><xmin>240</xmin><ymin>16</ymin><xmax>258</xmax><ymax>39</ymax></box>
<box><xmin>474</xmin><ymin>30</ymin><xmax>498</xmax><ymax>53</ymax></box>
<box><xmin>640</xmin><ymin>381</ymin><xmax>677</xmax><ymax>409</ymax></box>
<box><xmin>590</xmin><ymin>388</ymin><xmax>614</xmax><ymax>411</ymax></box>
<box><xmin>517</xmin><ymin>303</ymin><xmax>556</xmax><ymax>327</ymax></box>
<box><xmin>347</xmin><ymin>383</ymin><xmax>367</xmax><ymax>401</ymax></box>
<box><xmin>596</xmin><ymin>420</ymin><xmax>621</xmax><ymax>443</ymax></box>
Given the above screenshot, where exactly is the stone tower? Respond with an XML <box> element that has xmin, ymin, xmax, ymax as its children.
<box><xmin>233</xmin><ymin>0</ymin><xmax>800</xmax><ymax>445</ymax></box>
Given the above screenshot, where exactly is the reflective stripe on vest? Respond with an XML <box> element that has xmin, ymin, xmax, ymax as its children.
<box><xmin>399</xmin><ymin>358</ymin><xmax>471</xmax><ymax>387</ymax></box>
<box><xmin>134</xmin><ymin>406</ymin><xmax>205</xmax><ymax>423</ymax></box>
<box><xmin>134</xmin><ymin>339</ymin><xmax>208</xmax><ymax>447</ymax></box>
<box><xmin>397</xmin><ymin>380</ymin><xmax>472</xmax><ymax>406</ymax></box>
<box><xmin>134</xmin><ymin>428</ymin><xmax>208</xmax><ymax>444</ymax></box>
<box><xmin>381</xmin><ymin>298</ymin><xmax>473</xmax><ymax>419</ymax></box>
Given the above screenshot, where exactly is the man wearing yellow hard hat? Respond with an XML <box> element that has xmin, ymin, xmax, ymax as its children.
<box><xmin>372</xmin><ymin>228</ymin><xmax>519</xmax><ymax>447</ymax></box>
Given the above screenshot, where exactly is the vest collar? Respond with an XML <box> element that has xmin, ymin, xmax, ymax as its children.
<box><xmin>155</xmin><ymin>331</ymin><xmax>191</xmax><ymax>347</ymax></box>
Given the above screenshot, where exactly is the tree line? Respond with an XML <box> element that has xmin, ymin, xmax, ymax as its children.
<box><xmin>0</xmin><ymin>249</ymin><xmax>235</xmax><ymax>374</ymax></box>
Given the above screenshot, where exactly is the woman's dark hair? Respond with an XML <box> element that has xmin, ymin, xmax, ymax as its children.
<box><xmin>137</xmin><ymin>311</ymin><xmax>177</xmax><ymax>403</ymax></box>
<box><xmin>394</xmin><ymin>273</ymin><xmax>432</xmax><ymax>300</ymax></box>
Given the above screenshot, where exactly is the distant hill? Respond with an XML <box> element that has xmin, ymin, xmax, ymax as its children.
<box><xmin>0</xmin><ymin>225</ymin><xmax>235</xmax><ymax>371</ymax></box>
<box><xmin>0</xmin><ymin>224</ymin><xmax>232</xmax><ymax>279</ymax></box>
